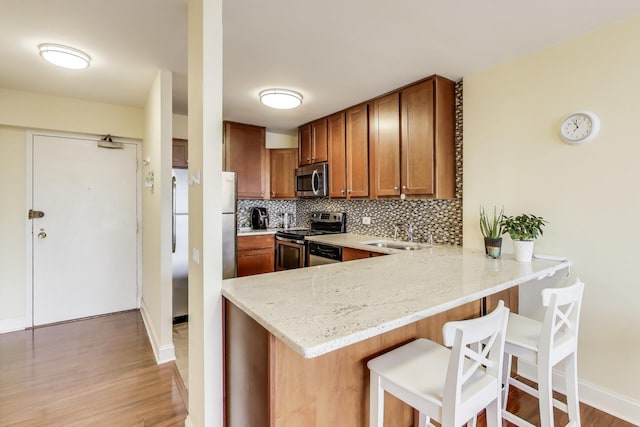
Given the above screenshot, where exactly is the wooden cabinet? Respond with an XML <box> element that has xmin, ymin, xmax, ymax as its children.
<box><xmin>327</xmin><ymin>112</ymin><xmax>347</xmax><ymax>198</ymax></box>
<box><xmin>400</xmin><ymin>76</ymin><xmax>455</xmax><ymax>198</ymax></box>
<box><xmin>224</xmin><ymin>121</ymin><xmax>268</xmax><ymax>200</ymax></box>
<box><xmin>345</xmin><ymin>103</ymin><xmax>369</xmax><ymax>198</ymax></box>
<box><xmin>237</xmin><ymin>234</ymin><xmax>275</xmax><ymax>277</ymax></box>
<box><xmin>342</xmin><ymin>247</ymin><xmax>386</xmax><ymax>262</ymax></box>
<box><xmin>298</xmin><ymin>118</ymin><xmax>328</xmax><ymax>166</ymax></box>
<box><xmin>369</xmin><ymin>76</ymin><xmax>455</xmax><ymax>199</ymax></box>
<box><xmin>172</xmin><ymin>138</ymin><xmax>188</xmax><ymax>169</ymax></box>
<box><xmin>269</xmin><ymin>148</ymin><xmax>297</xmax><ymax>199</ymax></box>
<box><xmin>369</xmin><ymin>93</ymin><xmax>401</xmax><ymax>197</ymax></box>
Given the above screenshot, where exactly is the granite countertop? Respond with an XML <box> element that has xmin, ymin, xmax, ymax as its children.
<box><xmin>222</xmin><ymin>233</ymin><xmax>570</xmax><ymax>359</ymax></box>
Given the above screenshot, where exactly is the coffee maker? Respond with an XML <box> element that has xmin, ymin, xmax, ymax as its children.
<box><xmin>250</xmin><ymin>207</ymin><xmax>268</xmax><ymax>229</ymax></box>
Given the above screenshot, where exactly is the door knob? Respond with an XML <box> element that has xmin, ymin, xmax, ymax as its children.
<box><xmin>37</xmin><ymin>231</ymin><xmax>47</xmax><ymax>239</ymax></box>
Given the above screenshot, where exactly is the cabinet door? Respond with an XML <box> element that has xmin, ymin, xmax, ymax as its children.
<box><xmin>370</xmin><ymin>93</ymin><xmax>400</xmax><ymax>198</ymax></box>
<box><xmin>237</xmin><ymin>235</ymin><xmax>275</xmax><ymax>277</ymax></box>
<box><xmin>298</xmin><ymin>124</ymin><xmax>312</xmax><ymax>166</ymax></box>
<box><xmin>269</xmin><ymin>148</ymin><xmax>297</xmax><ymax>199</ymax></box>
<box><xmin>311</xmin><ymin>118</ymin><xmax>328</xmax><ymax>163</ymax></box>
<box><xmin>342</xmin><ymin>247</ymin><xmax>371</xmax><ymax>262</ymax></box>
<box><xmin>401</xmin><ymin>80</ymin><xmax>435</xmax><ymax>196</ymax></box>
<box><xmin>327</xmin><ymin>112</ymin><xmax>346</xmax><ymax>198</ymax></box>
<box><xmin>172</xmin><ymin>139</ymin><xmax>188</xmax><ymax>169</ymax></box>
<box><xmin>345</xmin><ymin>103</ymin><xmax>369</xmax><ymax>198</ymax></box>
<box><xmin>224</xmin><ymin>121</ymin><xmax>267</xmax><ymax>200</ymax></box>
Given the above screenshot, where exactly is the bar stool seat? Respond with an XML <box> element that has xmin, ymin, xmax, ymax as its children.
<box><xmin>502</xmin><ymin>279</ymin><xmax>584</xmax><ymax>427</ymax></box>
<box><xmin>368</xmin><ymin>302</ymin><xmax>509</xmax><ymax>427</ymax></box>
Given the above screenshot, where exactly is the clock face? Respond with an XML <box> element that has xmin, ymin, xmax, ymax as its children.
<box><xmin>560</xmin><ymin>111</ymin><xmax>600</xmax><ymax>144</ymax></box>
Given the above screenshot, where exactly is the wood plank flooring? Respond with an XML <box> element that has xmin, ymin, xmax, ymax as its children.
<box><xmin>0</xmin><ymin>310</ymin><xmax>187</xmax><ymax>427</ymax></box>
<box><xmin>0</xmin><ymin>310</ymin><xmax>634</xmax><ymax>427</ymax></box>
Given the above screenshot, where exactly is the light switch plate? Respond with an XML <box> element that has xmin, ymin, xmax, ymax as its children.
<box><xmin>362</xmin><ymin>217</ymin><xmax>371</xmax><ymax>225</ymax></box>
<box><xmin>192</xmin><ymin>248</ymin><xmax>200</xmax><ymax>264</ymax></box>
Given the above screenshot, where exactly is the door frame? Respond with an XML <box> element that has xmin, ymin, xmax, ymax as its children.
<box><xmin>25</xmin><ymin>130</ymin><xmax>142</xmax><ymax>328</ymax></box>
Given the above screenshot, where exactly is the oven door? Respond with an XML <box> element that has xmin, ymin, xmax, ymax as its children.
<box><xmin>275</xmin><ymin>236</ymin><xmax>306</xmax><ymax>270</ymax></box>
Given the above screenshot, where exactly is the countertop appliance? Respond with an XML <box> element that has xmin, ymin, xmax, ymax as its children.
<box><xmin>222</xmin><ymin>172</ymin><xmax>238</xmax><ymax>279</ymax></box>
<box><xmin>251</xmin><ymin>206</ymin><xmax>268</xmax><ymax>229</ymax></box>
<box><xmin>275</xmin><ymin>211</ymin><xmax>346</xmax><ymax>270</ymax></box>
<box><xmin>172</xmin><ymin>169</ymin><xmax>189</xmax><ymax>321</ymax></box>
<box><xmin>295</xmin><ymin>163</ymin><xmax>328</xmax><ymax>198</ymax></box>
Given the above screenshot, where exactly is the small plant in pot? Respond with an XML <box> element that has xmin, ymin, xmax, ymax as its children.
<box><xmin>500</xmin><ymin>214</ymin><xmax>547</xmax><ymax>262</ymax></box>
<box><xmin>479</xmin><ymin>206</ymin><xmax>505</xmax><ymax>259</ymax></box>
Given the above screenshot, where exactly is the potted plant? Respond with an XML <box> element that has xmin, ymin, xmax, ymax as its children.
<box><xmin>500</xmin><ymin>214</ymin><xmax>547</xmax><ymax>262</ymax></box>
<box><xmin>479</xmin><ymin>206</ymin><xmax>504</xmax><ymax>259</ymax></box>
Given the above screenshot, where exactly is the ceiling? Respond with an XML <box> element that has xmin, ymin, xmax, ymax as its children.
<box><xmin>2</xmin><ymin>1</ymin><xmax>640</xmax><ymax>133</ymax></box>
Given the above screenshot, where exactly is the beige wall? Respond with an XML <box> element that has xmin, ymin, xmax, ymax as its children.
<box><xmin>140</xmin><ymin>71</ymin><xmax>175</xmax><ymax>363</ymax></box>
<box><xmin>173</xmin><ymin>113</ymin><xmax>188</xmax><ymax>140</ymax></box>
<box><xmin>187</xmin><ymin>0</ymin><xmax>224</xmax><ymax>424</ymax></box>
<box><xmin>0</xmin><ymin>90</ymin><xmax>146</xmax><ymax>332</ymax></box>
<box><xmin>464</xmin><ymin>14</ymin><xmax>640</xmax><ymax>415</ymax></box>
<box><xmin>0</xmin><ymin>126</ymin><xmax>27</xmax><ymax>332</ymax></box>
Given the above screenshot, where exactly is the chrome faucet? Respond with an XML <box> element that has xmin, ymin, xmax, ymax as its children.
<box><xmin>407</xmin><ymin>223</ymin><xmax>414</xmax><ymax>242</ymax></box>
<box><xmin>393</xmin><ymin>223</ymin><xmax>400</xmax><ymax>241</ymax></box>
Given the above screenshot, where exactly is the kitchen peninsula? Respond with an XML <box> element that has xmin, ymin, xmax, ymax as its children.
<box><xmin>222</xmin><ymin>234</ymin><xmax>570</xmax><ymax>426</ymax></box>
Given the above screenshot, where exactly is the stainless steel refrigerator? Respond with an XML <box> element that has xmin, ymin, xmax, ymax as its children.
<box><xmin>222</xmin><ymin>171</ymin><xmax>238</xmax><ymax>279</ymax></box>
<box><xmin>172</xmin><ymin>169</ymin><xmax>189</xmax><ymax>320</ymax></box>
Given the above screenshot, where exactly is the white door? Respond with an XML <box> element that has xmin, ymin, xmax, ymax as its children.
<box><xmin>31</xmin><ymin>134</ymin><xmax>138</xmax><ymax>326</ymax></box>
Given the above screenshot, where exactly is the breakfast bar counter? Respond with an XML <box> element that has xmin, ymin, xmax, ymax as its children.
<box><xmin>221</xmin><ymin>235</ymin><xmax>570</xmax><ymax>426</ymax></box>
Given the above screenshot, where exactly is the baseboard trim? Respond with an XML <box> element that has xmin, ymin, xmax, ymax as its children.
<box><xmin>140</xmin><ymin>299</ymin><xmax>176</xmax><ymax>364</ymax></box>
<box><xmin>0</xmin><ymin>316</ymin><xmax>25</xmax><ymax>334</ymax></box>
<box><xmin>518</xmin><ymin>361</ymin><xmax>640</xmax><ymax>425</ymax></box>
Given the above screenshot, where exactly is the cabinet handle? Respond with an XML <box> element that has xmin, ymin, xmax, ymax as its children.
<box><xmin>394</xmin><ymin>186</ymin><xmax>399</xmax><ymax>190</ymax></box>
<box><xmin>341</xmin><ymin>189</ymin><xmax>345</xmax><ymax>194</ymax></box>
<box><xmin>307</xmin><ymin>157</ymin><xmax>311</xmax><ymax>161</ymax></box>
<box><xmin>347</xmin><ymin>189</ymin><xmax>352</xmax><ymax>193</ymax></box>
<box><xmin>402</xmin><ymin>185</ymin><xmax>407</xmax><ymax>189</ymax></box>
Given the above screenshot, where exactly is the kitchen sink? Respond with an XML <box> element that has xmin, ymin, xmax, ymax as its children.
<box><xmin>359</xmin><ymin>240</ymin><xmax>424</xmax><ymax>251</ymax></box>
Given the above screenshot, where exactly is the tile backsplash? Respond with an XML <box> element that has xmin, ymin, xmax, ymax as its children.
<box><xmin>237</xmin><ymin>80</ymin><xmax>463</xmax><ymax>245</ymax></box>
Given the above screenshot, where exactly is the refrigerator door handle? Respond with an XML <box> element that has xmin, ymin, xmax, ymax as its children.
<box><xmin>172</xmin><ymin>176</ymin><xmax>177</xmax><ymax>253</ymax></box>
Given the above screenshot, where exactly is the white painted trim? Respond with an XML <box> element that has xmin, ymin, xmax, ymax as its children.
<box><xmin>0</xmin><ymin>316</ymin><xmax>26</xmax><ymax>334</ymax></box>
<box><xmin>140</xmin><ymin>298</ymin><xmax>176</xmax><ymax>364</ymax></box>
<box><xmin>25</xmin><ymin>129</ymin><xmax>142</xmax><ymax>326</ymax></box>
<box><xmin>184</xmin><ymin>416</ymin><xmax>194</xmax><ymax>427</ymax></box>
<box><xmin>518</xmin><ymin>361</ymin><xmax>640</xmax><ymax>425</ymax></box>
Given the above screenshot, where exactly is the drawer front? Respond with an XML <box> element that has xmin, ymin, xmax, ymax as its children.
<box><xmin>237</xmin><ymin>234</ymin><xmax>275</xmax><ymax>250</ymax></box>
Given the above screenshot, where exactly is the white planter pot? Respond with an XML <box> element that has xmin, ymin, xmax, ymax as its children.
<box><xmin>513</xmin><ymin>240</ymin><xmax>535</xmax><ymax>262</ymax></box>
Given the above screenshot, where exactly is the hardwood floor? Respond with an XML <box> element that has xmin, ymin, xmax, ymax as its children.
<box><xmin>0</xmin><ymin>310</ymin><xmax>633</xmax><ymax>427</ymax></box>
<box><xmin>0</xmin><ymin>310</ymin><xmax>187</xmax><ymax>427</ymax></box>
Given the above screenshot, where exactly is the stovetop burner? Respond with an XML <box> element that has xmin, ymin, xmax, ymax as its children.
<box><xmin>275</xmin><ymin>211</ymin><xmax>346</xmax><ymax>240</ymax></box>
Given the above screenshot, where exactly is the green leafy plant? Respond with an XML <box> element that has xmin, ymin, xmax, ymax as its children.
<box><xmin>479</xmin><ymin>206</ymin><xmax>504</xmax><ymax>239</ymax></box>
<box><xmin>500</xmin><ymin>214</ymin><xmax>547</xmax><ymax>241</ymax></box>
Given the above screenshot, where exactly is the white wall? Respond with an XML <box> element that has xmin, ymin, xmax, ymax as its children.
<box><xmin>140</xmin><ymin>71</ymin><xmax>175</xmax><ymax>363</ymax></box>
<box><xmin>173</xmin><ymin>113</ymin><xmax>188</xmax><ymax>140</ymax></box>
<box><xmin>187</xmin><ymin>0</ymin><xmax>224</xmax><ymax>425</ymax></box>
<box><xmin>0</xmin><ymin>89</ymin><xmax>145</xmax><ymax>332</ymax></box>
<box><xmin>463</xmin><ymin>15</ymin><xmax>640</xmax><ymax>421</ymax></box>
<box><xmin>0</xmin><ymin>127</ymin><xmax>27</xmax><ymax>332</ymax></box>
<box><xmin>266</xmin><ymin>129</ymin><xmax>297</xmax><ymax>148</ymax></box>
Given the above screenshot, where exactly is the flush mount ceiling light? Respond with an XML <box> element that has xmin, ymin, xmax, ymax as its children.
<box><xmin>39</xmin><ymin>44</ymin><xmax>91</xmax><ymax>69</ymax></box>
<box><xmin>259</xmin><ymin>89</ymin><xmax>303</xmax><ymax>109</ymax></box>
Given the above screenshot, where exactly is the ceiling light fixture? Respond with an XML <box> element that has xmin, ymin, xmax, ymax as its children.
<box><xmin>259</xmin><ymin>89</ymin><xmax>303</xmax><ymax>109</ymax></box>
<box><xmin>39</xmin><ymin>44</ymin><xmax>91</xmax><ymax>70</ymax></box>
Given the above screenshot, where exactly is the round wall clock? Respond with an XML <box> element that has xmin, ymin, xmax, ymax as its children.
<box><xmin>559</xmin><ymin>111</ymin><xmax>600</xmax><ymax>144</ymax></box>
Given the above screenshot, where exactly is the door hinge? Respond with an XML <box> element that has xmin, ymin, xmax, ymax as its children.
<box><xmin>28</xmin><ymin>209</ymin><xmax>45</xmax><ymax>219</ymax></box>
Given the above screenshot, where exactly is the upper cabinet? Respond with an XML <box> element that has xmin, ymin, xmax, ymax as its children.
<box><xmin>327</xmin><ymin>112</ymin><xmax>347</xmax><ymax>198</ymax></box>
<box><xmin>298</xmin><ymin>118</ymin><xmax>328</xmax><ymax>166</ymax></box>
<box><xmin>269</xmin><ymin>148</ymin><xmax>297</xmax><ymax>199</ymax></box>
<box><xmin>328</xmin><ymin>105</ymin><xmax>370</xmax><ymax>200</ymax></box>
<box><xmin>369</xmin><ymin>76</ymin><xmax>455</xmax><ymax>199</ymax></box>
<box><xmin>345</xmin><ymin>103</ymin><xmax>370</xmax><ymax>198</ymax></box>
<box><xmin>172</xmin><ymin>138</ymin><xmax>188</xmax><ymax>169</ymax></box>
<box><xmin>224</xmin><ymin>121</ymin><xmax>268</xmax><ymax>200</ymax></box>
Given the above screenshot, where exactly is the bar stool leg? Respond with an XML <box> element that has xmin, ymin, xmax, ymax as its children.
<box><xmin>538</xmin><ymin>360</ymin><xmax>554</xmax><ymax>427</ymax></box>
<box><xmin>565</xmin><ymin>353</ymin><xmax>581</xmax><ymax>426</ymax></box>
<box><xmin>369</xmin><ymin>371</ymin><xmax>384</xmax><ymax>427</ymax></box>
<box><xmin>501</xmin><ymin>354</ymin><xmax>512</xmax><ymax>410</ymax></box>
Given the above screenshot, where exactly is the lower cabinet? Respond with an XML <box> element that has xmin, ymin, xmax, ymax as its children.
<box><xmin>237</xmin><ymin>235</ymin><xmax>275</xmax><ymax>277</ymax></box>
<box><xmin>342</xmin><ymin>247</ymin><xmax>386</xmax><ymax>261</ymax></box>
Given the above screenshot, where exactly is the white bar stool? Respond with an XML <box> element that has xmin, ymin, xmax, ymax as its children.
<box><xmin>501</xmin><ymin>279</ymin><xmax>585</xmax><ymax>427</ymax></box>
<box><xmin>367</xmin><ymin>301</ymin><xmax>510</xmax><ymax>427</ymax></box>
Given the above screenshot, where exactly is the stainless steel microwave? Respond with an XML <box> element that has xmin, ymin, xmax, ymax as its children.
<box><xmin>295</xmin><ymin>163</ymin><xmax>328</xmax><ymax>198</ymax></box>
